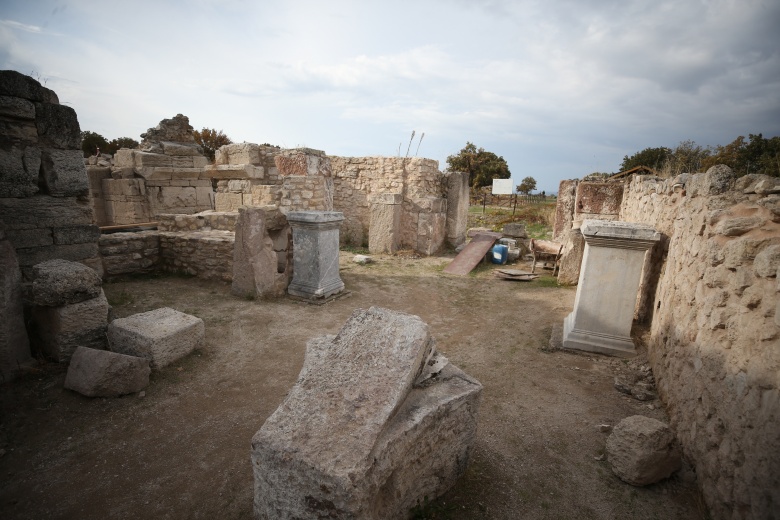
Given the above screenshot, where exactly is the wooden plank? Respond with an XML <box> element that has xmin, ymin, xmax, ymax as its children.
<box><xmin>99</xmin><ymin>222</ymin><xmax>159</xmax><ymax>232</ymax></box>
<box><xmin>443</xmin><ymin>232</ymin><xmax>502</xmax><ymax>275</ymax></box>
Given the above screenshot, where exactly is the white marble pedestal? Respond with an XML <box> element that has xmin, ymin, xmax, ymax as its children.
<box><xmin>562</xmin><ymin>220</ymin><xmax>660</xmax><ymax>357</ymax></box>
<box><xmin>287</xmin><ymin>211</ymin><xmax>345</xmax><ymax>299</ymax></box>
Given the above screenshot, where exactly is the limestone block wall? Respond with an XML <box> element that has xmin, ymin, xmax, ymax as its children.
<box><xmin>330</xmin><ymin>156</ymin><xmax>449</xmax><ymax>253</ymax></box>
<box><xmin>99</xmin><ymin>231</ymin><xmax>160</xmax><ymax>278</ymax></box>
<box><xmin>158</xmin><ymin>230</ymin><xmax>234</xmax><ymax>282</ymax></box>
<box><xmin>0</xmin><ymin>71</ymin><xmax>102</xmax><ymax>280</ymax></box>
<box><xmin>553</xmin><ymin>180</ymin><xmax>625</xmax><ymax>240</ymax></box>
<box><xmin>157</xmin><ymin>211</ymin><xmax>237</xmax><ymax>232</ymax></box>
<box><xmin>619</xmin><ymin>167</ymin><xmax>780</xmax><ymax>520</ymax></box>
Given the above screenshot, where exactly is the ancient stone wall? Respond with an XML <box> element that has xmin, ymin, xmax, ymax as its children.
<box><xmin>330</xmin><ymin>156</ymin><xmax>450</xmax><ymax>253</ymax></box>
<box><xmin>99</xmin><ymin>231</ymin><xmax>160</xmax><ymax>278</ymax></box>
<box><xmin>0</xmin><ymin>71</ymin><xmax>102</xmax><ymax>279</ymax></box>
<box><xmin>619</xmin><ymin>167</ymin><xmax>780</xmax><ymax>519</ymax></box>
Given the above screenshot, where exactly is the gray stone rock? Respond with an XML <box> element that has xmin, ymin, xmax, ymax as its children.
<box><xmin>0</xmin><ymin>145</ymin><xmax>41</xmax><ymax>198</ymax></box>
<box><xmin>0</xmin><ymin>70</ymin><xmax>59</xmax><ymax>104</ymax></box>
<box><xmin>108</xmin><ymin>307</ymin><xmax>204</xmax><ymax>369</ymax></box>
<box><xmin>34</xmin><ymin>103</ymin><xmax>81</xmax><ymax>149</ymax></box>
<box><xmin>754</xmin><ymin>245</ymin><xmax>780</xmax><ymax>278</ymax></box>
<box><xmin>688</xmin><ymin>165</ymin><xmax>735</xmax><ymax>197</ymax></box>
<box><xmin>757</xmin><ymin>195</ymin><xmax>780</xmax><ymax>222</ymax></box>
<box><xmin>0</xmin><ymin>95</ymin><xmax>35</xmax><ymax>120</ymax></box>
<box><xmin>606</xmin><ymin>415</ymin><xmax>681</xmax><ymax>486</ymax></box>
<box><xmin>0</xmin><ymin>235</ymin><xmax>32</xmax><ymax>381</ymax></box>
<box><xmin>31</xmin><ymin>259</ymin><xmax>102</xmax><ymax>306</ymax></box>
<box><xmin>715</xmin><ymin>216</ymin><xmax>765</xmax><ymax>237</ymax></box>
<box><xmin>52</xmin><ymin>225</ymin><xmax>101</xmax><ymax>245</ymax></box>
<box><xmin>353</xmin><ymin>254</ymin><xmax>373</xmax><ymax>264</ymax></box>
<box><xmin>40</xmin><ymin>148</ymin><xmax>90</xmax><ymax>196</ymax></box>
<box><xmin>502</xmin><ymin>222</ymin><xmax>528</xmax><ymax>238</ymax></box>
<box><xmin>251</xmin><ymin>307</ymin><xmax>482</xmax><ymax>519</ymax></box>
<box><xmin>31</xmin><ymin>291</ymin><xmax>110</xmax><ymax>362</ymax></box>
<box><xmin>232</xmin><ymin>206</ymin><xmax>291</xmax><ymax>299</ymax></box>
<box><xmin>64</xmin><ymin>346</ymin><xmax>150</xmax><ymax>397</ymax></box>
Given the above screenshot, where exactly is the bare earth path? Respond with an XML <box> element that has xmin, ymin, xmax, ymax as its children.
<box><xmin>0</xmin><ymin>252</ymin><xmax>705</xmax><ymax>519</ymax></box>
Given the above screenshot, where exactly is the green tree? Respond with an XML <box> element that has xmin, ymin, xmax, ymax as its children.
<box><xmin>80</xmin><ymin>131</ymin><xmax>109</xmax><ymax>157</ymax></box>
<box><xmin>516</xmin><ymin>176</ymin><xmax>537</xmax><ymax>195</ymax></box>
<box><xmin>665</xmin><ymin>139</ymin><xmax>710</xmax><ymax>175</ymax></box>
<box><xmin>106</xmin><ymin>137</ymin><xmax>139</xmax><ymax>154</ymax></box>
<box><xmin>446</xmin><ymin>142</ymin><xmax>511</xmax><ymax>189</ymax></box>
<box><xmin>620</xmin><ymin>146</ymin><xmax>671</xmax><ymax>172</ymax></box>
<box><xmin>194</xmin><ymin>128</ymin><xmax>233</xmax><ymax>162</ymax></box>
<box><xmin>702</xmin><ymin>134</ymin><xmax>780</xmax><ymax>177</ymax></box>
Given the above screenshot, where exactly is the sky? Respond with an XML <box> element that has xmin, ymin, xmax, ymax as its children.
<box><xmin>1</xmin><ymin>0</ymin><xmax>778</xmax><ymax>193</ymax></box>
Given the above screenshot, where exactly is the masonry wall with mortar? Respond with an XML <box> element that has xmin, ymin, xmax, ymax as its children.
<box><xmin>617</xmin><ymin>167</ymin><xmax>780</xmax><ymax>520</ymax></box>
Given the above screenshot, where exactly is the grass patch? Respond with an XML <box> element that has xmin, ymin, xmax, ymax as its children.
<box><xmin>340</xmin><ymin>244</ymin><xmax>370</xmax><ymax>255</ymax></box>
<box><xmin>534</xmin><ymin>275</ymin><xmax>560</xmax><ymax>287</ymax></box>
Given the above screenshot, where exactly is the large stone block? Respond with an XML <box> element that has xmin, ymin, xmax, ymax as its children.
<box><xmin>232</xmin><ymin>206</ymin><xmax>291</xmax><ymax>299</ymax></box>
<box><xmin>52</xmin><ymin>225</ymin><xmax>101</xmax><ymax>245</ymax></box>
<box><xmin>108</xmin><ymin>307</ymin><xmax>204</xmax><ymax>369</ymax></box>
<box><xmin>0</xmin><ymin>95</ymin><xmax>36</xmax><ymax>120</ymax></box>
<box><xmin>446</xmin><ymin>170</ymin><xmax>470</xmax><ymax>247</ymax></box>
<box><xmin>369</xmin><ymin>199</ymin><xmax>401</xmax><ymax>254</ymax></box>
<box><xmin>64</xmin><ymin>346</ymin><xmax>150</xmax><ymax>397</ymax></box>
<box><xmin>31</xmin><ymin>291</ymin><xmax>110</xmax><ymax>362</ymax></box>
<box><xmin>287</xmin><ymin>211</ymin><xmax>344</xmax><ymax>299</ymax></box>
<box><xmin>31</xmin><ymin>258</ymin><xmax>103</xmax><ymax>306</ymax></box>
<box><xmin>160</xmin><ymin>141</ymin><xmax>201</xmax><ymax>156</ymax></box>
<box><xmin>0</xmin><ymin>236</ymin><xmax>32</xmax><ymax>381</ymax></box>
<box><xmin>34</xmin><ymin>103</ymin><xmax>81</xmax><ymax>149</ymax></box>
<box><xmin>606</xmin><ymin>415</ymin><xmax>681</xmax><ymax>486</ymax></box>
<box><xmin>40</xmin><ymin>148</ymin><xmax>89</xmax><ymax>196</ymax></box>
<box><xmin>0</xmin><ymin>70</ymin><xmax>59</xmax><ymax>104</ymax></box>
<box><xmin>574</xmin><ymin>182</ymin><xmax>624</xmax><ymax>218</ymax></box>
<box><xmin>0</xmin><ymin>144</ymin><xmax>40</xmax><ymax>197</ymax></box>
<box><xmin>215</xmin><ymin>142</ymin><xmax>262</xmax><ymax>165</ymax></box>
<box><xmin>252</xmin><ymin>307</ymin><xmax>482</xmax><ymax>520</ymax></box>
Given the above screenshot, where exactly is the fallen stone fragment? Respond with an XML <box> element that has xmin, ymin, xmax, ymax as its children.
<box><xmin>108</xmin><ymin>307</ymin><xmax>204</xmax><ymax>369</ymax></box>
<box><xmin>352</xmin><ymin>254</ymin><xmax>373</xmax><ymax>264</ymax></box>
<box><xmin>251</xmin><ymin>307</ymin><xmax>482</xmax><ymax>520</ymax></box>
<box><xmin>31</xmin><ymin>258</ymin><xmax>102</xmax><ymax>306</ymax></box>
<box><xmin>606</xmin><ymin>415</ymin><xmax>681</xmax><ymax>486</ymax></box>
<box><xmin>64</xmin><ymin>346</ymin><xmax>150</xmax><ymax>397</ymax></box>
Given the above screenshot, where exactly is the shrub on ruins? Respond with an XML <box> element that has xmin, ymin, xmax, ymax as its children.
<box><xmin>193</xmin><ymin>128</ymin><xmax>233</xmax><ymax>162</ymax></box>
<box><xmin>702</xmin><ymin>133</ymin><xmax>780</xmax><ymax>177</ymax></box>
<box><xmin>620</xmin><ymin>146</ymin><xmax>671</xmax><ymax>173</ymax></box>
<box><xmin>446</xmin><ymin>142</ymin><xmax>511</xmax><ymax>189</ymax></box>
<box><xmin>108</xmin><ymin>137</ymin><xmax>139</xmax><ymax>153</ymax></box>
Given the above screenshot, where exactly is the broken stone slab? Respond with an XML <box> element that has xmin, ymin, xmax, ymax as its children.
<box><xmin>251</xmin><ymin>307</ymin><xmax>482</xmax><ymax>519</ymax></box>
<box><xmin>108</xmin><ymin>307</ymin><xmax>204</xmax><ymax>369</ymax></box>
<box><xmin>232</xmin><ymin>206</ymin><xmax>291</xmax><ymax>299</ymax></box>
<box><xmin>31</xmin><ymin>258</ymin><xmax>103</xmax><ymax>306</ymax></box>
<box><xmin>64</xmin><ymin>346</ymin><xmax>150</xmax><ymax>397</ymax></box>
<box><xmin>606</xmin><ymin>415</ymin><xmax>681</xmax><ymax>486</ymax></box>
<box><xmin>31</xmin><ymin>291</ymin><xmax>110</xmax><ymax>362</ymax></box>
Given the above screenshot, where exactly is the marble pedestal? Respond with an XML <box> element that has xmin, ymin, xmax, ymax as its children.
<box><xmin>562</xmin><ymin>220</ymin><xmax>660</xmax><ymax>357</ymax></box>
<box><xmin>287</xmin><ymin>211</ymin><xmax>345</xmax><ymax>299</ymax></box>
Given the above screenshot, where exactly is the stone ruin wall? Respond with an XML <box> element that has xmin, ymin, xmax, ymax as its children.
<box><xmin>617</xmin><ymin>168</ymin><xmax>779</xmax><ymax>520</ymax></box>
<box><xmin>329</xmin><ymin>156</ymin><xmax>449</xmax><ymax>253</ymax></box>
<box><xmin>0</xmin><ymin>71</ymin><xmax>102</xmax><ymax>280</ymax></box>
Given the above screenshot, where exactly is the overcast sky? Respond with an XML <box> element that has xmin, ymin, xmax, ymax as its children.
<box><xmin>2</xmin><ymin>0</ymin><xmax>778</xmax><ymax>193</ymax></box>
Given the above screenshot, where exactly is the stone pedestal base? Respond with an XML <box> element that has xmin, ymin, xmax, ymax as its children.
<box><xmin>287</xmin><ymin>211</ymin><xmax>345</xmax><ymax>299</ymax></box>
<box><xmin>563</xmin><ymin>312</ymin><xmax>636</xmax><ymax>357</ymax></box>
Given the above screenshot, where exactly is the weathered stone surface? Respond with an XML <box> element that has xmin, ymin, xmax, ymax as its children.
<box><xmin>557</xmin><ymin>226</ymin><xmax>585</xmax><ymax>285</ymax></box>
<box><xmin>574</xmin><ymin>182</ymin><xmax>624</xmax><ymax>218</ymax></box>
<box><xmin>0</xmin><ymin>95</ymin><xmax>35</xmax><ymax>120</ymax></box>
<box><xmin>502</xmin><ymin>222</ymin><xmax>528</xmax><ymax>238</ymax></box>
<box><xmin>0</xmin><ymin>144</ymin><xmax>40</xmax><ymax>197</ymax></box>
<box><xmin>553</xmin><ymin>179</ymin><xmax>578</xmax><ymax>240</ymax></box>
<box><xmin>606</xmin><ymin>415</ymin><xmax>681</xmax><ymax>486</ymax></box>
<box><xmin>108</xmin><ymin>308</ymin><xmax>204</xmax><ymax>369</ymax></box>
<box><xmin>215</xmin><ymin>142</ymin><xmax>263</xmax><ymax>165</ymax></box>
<box><xmin>369</xmin><ymin>197</ymin><xmax>401</xmax><ymax>254</ymax></box>
<box><xmin>31</xmin><ymin>291</ymin><xmax>109</xmax><ymax>362</ymax></box>
<box><xmin>715</xmin><ymin>216</ymin><xmax>765</xmax><ymax>236</ymax></box>
<box><xmin>0</xmin><ymin>70</ymin><xmax>59</xmax><ymax>104</ymax></box>
<box><xmin>139</xmin><ymin>114</ymin><xmax>198</xmax><ymax>149</ymax></box>
<box><xmin>34</xmin><ymin>103</ymin><xmax>81</xmax><ymax>149</ymax></box>
<box><xmin>688</xmin><ymin>164</ymin><xmax>735</xmax><ymax>197</ymax></box>
<box><xmin>40</xmin><ymin>148</ymin><xmax>89</xmax><ymax>196</ymax></box>
<box><xmin>287</xmin><ymin>211</ymin><xmax>345</xmax><ymax>299</ymax></box>
<box><xmin>252</xmin><ymin>307</ymin><xmax>482</xmax><ymax>520</ymax></box>
<box><xmin>232</xmin><ymin>206</ymin><xmax>291</xmax><ymax>299</ymax></box>
<box><xmin>445</xmin><ymin>170</ymin><xmax>469</xmax><ymax>247</ymax></box>
<box><xmin>64</xmin><ymin>346</ymin><xmax>150</xmax><ymax>397</ymax></box>
<box><xmin>160</xmin><ymin>141</ymin><xmax>201</xmax><ymax>156</ymax></box>
<box><xmin>31</xmin><ymin>258</ymin><xmax>102</xmax><ymax>306</ymax></box>
<box><xmin>0</xmin><ymin>234</ymin><xmax>32</xmax><ymax>381</ymax></box>
<box><xmin>754</xmin><ymin>245</ymin><xmax>780</xmax><ymax>278</ymax></box>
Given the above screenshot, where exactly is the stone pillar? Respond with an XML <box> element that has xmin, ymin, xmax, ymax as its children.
<box><xmin>0</xmin><ymin>228</ymin><xmax>32</xmax><ymax>381</ymax></box>
<box><xmin>563</xmin><ymin>220</ymin><xmax>660</xmax><ymax>357</ymax></box>
<box><xmin>232</xmin><ymin>206</ymin><xmax>291</xmax><ymax>299</ymax></box>
<box><xmin>369</xmin><ymin>193</ymin><xmax>402</xmax><ymax>254</ymax></box>
<box><xmin>446</xmin><ymin>171</ymin><xmax>469</xmax><ymax>247</ymax></box>
<box><xmin>556</xmin><ymin>225</ymin><xmax>586</xmax><ymax>285</ymax></box>
<box><xmin>287</xmin><ymin>211</ymin><xmax>345</xmax><ymax>299</ymax></box>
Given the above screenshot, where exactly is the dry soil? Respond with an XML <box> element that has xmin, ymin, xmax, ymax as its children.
<box><xmin>0</xmin><ymin>252</ymin><xmax>706</xmax><ymax>519</ymax></box>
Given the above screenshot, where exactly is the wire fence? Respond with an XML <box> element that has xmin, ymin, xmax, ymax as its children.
<box><xmin>469</xmin><ymin>193</ymin><xmax>551</xmax><ymax>208</ymax></box>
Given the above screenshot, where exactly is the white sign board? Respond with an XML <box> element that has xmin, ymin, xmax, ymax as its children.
<box><xmin>492</xmin><ymin>178</ymin><xmax>513</xmax><ymax>195</ymax></box>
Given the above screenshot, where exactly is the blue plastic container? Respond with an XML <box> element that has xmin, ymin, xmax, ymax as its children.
<box><xmin>491</xmin><ymin>244</ymin><xmax>508</xmax><ymax>265</ymax></box>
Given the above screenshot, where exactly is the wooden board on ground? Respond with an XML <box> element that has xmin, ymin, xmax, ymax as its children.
<box><xmin>443</xmin><ymin>232</ymin><xmax>503</xmax><ymax>275</ymax></box>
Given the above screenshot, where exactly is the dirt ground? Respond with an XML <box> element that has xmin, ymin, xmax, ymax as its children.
<box><xmin>0</xmin><ymin>251</ymin><xmax>706</xmax><ymax>519</ymax></box>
